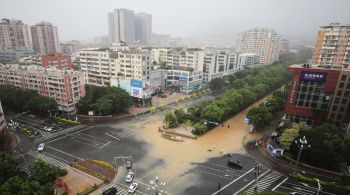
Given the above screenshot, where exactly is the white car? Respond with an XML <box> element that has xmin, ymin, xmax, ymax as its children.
<box><xmin>126</xmin><ymin>172</ymin><xmax>134</xmax><ymax>183</ymax></box>
<box><xmin>128</xmin><ymin>182</ymin><xmax>138</xmax><ymax>193</ymax></box>
<box><xmin>44</xmin><ymin>127</ymin><xmax>53</xmax><ymax>132</ymax></box>
<box><xmin>38</xmin><ymin>143</ymin><xmax>45</xmax><ymax>152</ymax></box>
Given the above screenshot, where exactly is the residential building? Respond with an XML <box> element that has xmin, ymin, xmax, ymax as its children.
<box><xmin>151</xmin><ymin>48</ymin><xmax>169</xmax><ymax>64</ymax></box>
<box><xmin>0</xmin><ymin>18</ymin><xmax>32</xmax><ymax>50</ymax></box>
<box><xmin>60</xmin><ymin>40</ymin><xmax>81</xmax><ymax>55</ymax></box>
<box><xmin>285</xmin><ymin>64</ymin><xmax>350</xmax><ymax>130</ymax></box>
<box><xmin>41</xmin><ymin>53</ymin><xmax>73</xmax><ymax>69</ymax></box>
<box><xmin>79</xmin><ymin>47</ymin><xmax>152</xmax><ymax>87</ymax></box>
<box><xmin>0</xmin><ymin>64</ymin><xmax>85</xmax><ymax>114</ymax></box>
<box><xmin>203</xmin><ymin>51</ymin><xmax>242</xmax><ymax>82</ymax></box>
<box><xmin>135</xmin><ymin>13</ymin><xmax>152</xmax><ymax>44</ymax></box>
<box><xmin>0</xmin><ymin>100</ymin><xmax>5</xmax><ymax>133</ymax></box>
<box><xmin>311</xmin><ymin>23</ymin><xmax>350</xmax><ymax>68</ymax></box>
<box><xmin>0</xmin><ymin>49</ymin><xmax>35</xmax><ymax>64</ymax></box>
<box><xmin>108</xmin><ymin>9</ymin><xmax>136</xmax><ymax>44</ymax></box>
<box><xmin>236</xmin><ymin>28</ymin><xmax>281</xmax><ymax>65</ymax></box>
<box><xmin>165</xmin><ymin>49</ymin><xmax>204</xmax><ymax>93</ymax></box>
<box><xmin>238</xmin><ymin>53</ymin><xmax>260</xmax><ymax>68</ymax></box>
<box><xmin>31</xmin><ymin>21</ymin><xmax>60</xmax><ymax>54</ymax></box>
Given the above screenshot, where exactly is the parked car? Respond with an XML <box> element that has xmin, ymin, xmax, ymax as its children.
<box><xmin>126</xmin><ymin>172</ymin><xmax>134</xmax><ymax>183</ymax></box>
<box><xmin>160</xmin><ymin>94</ymin><xmax>167</xmax><ymax>98</ymax></box>
<box><xmin>125</xmin><ymin>160</ymin><xmax>132</xmax><ymax>169</ymax></box>
<box><xmin>102</xmin><ymin>186</ymin><xmax>118</xmax><ymax>195</ymax></box>
<box><xmin>38</xmin><ymin>143</ymin><xmax>45</xmax><ymax>152</ymax></box>
<box><xmin>128</xmin><ymin>183</ymin><xmax>138</xmax><ymax>193</ymax></box>
<box><xmin>227</xmin><ymin>160</ymin><xmax>243</xmax><ymax>169</ymax></box>
<box><xmin>43</xmin><ymin>127</ymin><xmax>53</xmax><ymax>132</ymax></box>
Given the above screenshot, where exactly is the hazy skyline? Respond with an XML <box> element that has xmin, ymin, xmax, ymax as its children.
<box><xmin>1</xmin><ymin>0</ymin><xmax>350</xmax><ymax>43</ymax></box>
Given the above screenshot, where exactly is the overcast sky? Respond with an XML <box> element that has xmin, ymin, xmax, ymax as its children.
<box><xmin>1</xmin><ymin>0</ymin><xmax>350</xmax><ymax>42</ymax></box>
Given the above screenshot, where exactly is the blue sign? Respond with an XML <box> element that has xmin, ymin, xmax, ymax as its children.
<box><xmin>300</xmin><ymin>72</ymin><xmax>326</xmax><ymax>82</ymax></box>
<box><xmin>132</xmin><ymin>88</ymin><xmax>140</xmax><ymax>97</ymax></box>
<box><xmin>179</xmin><ymin>77</ymin><xmax>188</xmax><ymax>82</ymax></box>
<box><xmin>130</xmin><ymin>80</ymin><xmax>143</xmax><ymax>88</ymax></box>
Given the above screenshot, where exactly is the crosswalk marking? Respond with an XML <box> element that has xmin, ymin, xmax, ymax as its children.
<box><xmin>36</xmin><ymin>125</ymin><xmax>86</xmax><ymax>143</ymax></box>
<box><xmin>103</xmin><ymin>184</ymin><xmax>129</xmax><ymax>195</ymax></box>
<box><xmin>244</xmin><ymin>171</ymin><xmax>284</xmax><ymax>194</ymax></box>
<box><xmin>39</xmin><ymin>153</ymin><xmax>68</xmax><ymax>168</ymax></box>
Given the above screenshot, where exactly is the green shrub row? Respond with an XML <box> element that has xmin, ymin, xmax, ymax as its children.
<box><xmin>55</xmin><ymin>117</ymin><xmax>80</xmax><ymax>125</ymax></box>
<box><xmin>20</xmin><ymin>127</ymin><xmax>35</xmax><ymax>139</ymax></box>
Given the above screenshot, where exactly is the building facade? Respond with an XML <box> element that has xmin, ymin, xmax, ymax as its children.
<box><xmin>236</xmin><ymin>28</ymin><xmax>281</xmax><ymax>65</ymax></box>
<box><xmin>238</xmin><ymin>53</ymin><xmax>260</xmax><ymax>68</ymax></box>
<box><xmin>285</xmin><ymin>64</ymin><xmax>350</xmax><ymax>129</ymax></box>
<box><xmin>41</xmin><ymin>53</ymin><xmax>73</xmax><ymax>69</ymax></box>
<box><xmin>0</xmin><ymin>49</ymin><xmax>35</xmax><ymax>64</ymax></box>
<box><xmin>31</xmin><ymin>21</ymin><xmax>60</xmax><ymax>54</ymax></box>
<box><xmin>135</xmin><ymin>13</ymin><xmax>152</xmax><ymax>44</ymax></box>
<box><xmin>108</xmin><ymin>9</ymin><xmax>136</xmax><ymax>44</ymax></box>
<box><xmin>0</xmin><ymin>18</ymin><xmax>32</xmax><ymax>51</ymax></box>
<box><xmin>0</xmin><ymin>65</ymin><xmax>85</xmax><ymax>114</ymax></box>
<box><xmin>312</xmin><ymin>23</ymin><xmax>350</xmax><ymax>68</ymax></box>
<box><xmin>203</xmin><ymin>51</ymin><xmax>242</xmax><ymax>82</ymax></box>
<box><xmin>0</xmin><ymin>100</ymin><xmax>5</xmax><ymax>133</ymax></box>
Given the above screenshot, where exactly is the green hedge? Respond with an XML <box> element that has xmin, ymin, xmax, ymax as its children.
<box><xmin>55</xmin><ymin>117</ymin><xmax>80</xmax><ymax>125</ymax></box>
<box><xmin>20</xmin><ymin>127</ymin><xmax>35</xmax><ymax>139</ymax></box>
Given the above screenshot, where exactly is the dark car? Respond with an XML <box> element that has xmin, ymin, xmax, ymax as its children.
<box><xmin>227</xmin><ymin>160</ymin><xmax>243</xmax><ymax>169</ymax></box>
<box><xmin>125</xmin><ymin>160</ymin><xmax>132</xmax><ymax>169</ymax></box>
<box><xmin>102</xmin><ymin>186</ymin><xmax>117</xmax><ymax>195</ymax></box>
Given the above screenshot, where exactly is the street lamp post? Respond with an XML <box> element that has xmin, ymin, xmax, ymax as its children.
<box><xmin>316</xmin><ymin>178</ymin><xmax>322</xmax><ymax>195</ymax></box>
<box><xmin>294</xmin><ymin>136</ymin><xmax>311</xmax><ymax>174</ymax></box>
<box><xmin>254</xmin><ymin>162</ymin><xmax>260</xmax><ymax>192</ymax></box>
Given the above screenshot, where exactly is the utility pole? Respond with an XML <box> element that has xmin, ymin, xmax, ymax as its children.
<box><xmin>254</xmin><ymin>162</ymin><xmax>260</xmax><ymax>192</ymax></box>
<box><xmin>294</xmin><ymin>136</ymin><xmax>311</xmax><ymax>174</ymax></box>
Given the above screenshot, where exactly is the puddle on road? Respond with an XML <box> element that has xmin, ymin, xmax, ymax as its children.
<box><xmin>135</xmin><ymin>104</ymin><xmax>263</xmax><ymax>184</ymax></box>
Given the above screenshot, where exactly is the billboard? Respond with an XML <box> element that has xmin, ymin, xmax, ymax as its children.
<box><xmin>131</xmin><ymin>79</ymin><xmax>143</xmax><ymax>88</ymax></box>
<box><xmin>300</xmin><ymin>72</ymin><xmax>326</xmax><ymax>82</ymax></box>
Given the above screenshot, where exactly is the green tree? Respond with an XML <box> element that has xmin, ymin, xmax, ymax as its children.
<box><xmin>246</xmin><ymin>106</ymin><xmax>273</xmax><ymax>129</ymax></box>
<box><xmin>210</xmin><ymin>78</ymin><xmax>225</xmax><ymax>91</ymax></box>
<box><xmin>0</xmin><ymin>176</ymin><xmax>53</xmax><ymax>195</ymax></box>
<box><xmin>202</xmin><ymin>103</ymin><xmax>224</xmax><ymax>123</ymax></box>
<box><xmin>279</xmin><ymin>122</ymin><xmax>310</xmax><ymax>150</ymax></box>
<box><xmin>95</xmin><ymin>97</ymin><xmax>113</xmax><ymax>115</ymax></box>
<box><xmin>0</xmin><ymin>152</ymin><xmax>23</xmax><ymax>185</ymax></box>
<box><xmin>193</xmin><ymin>122</ymin><xmax>208</xmax><ymax>135</ymax></box>
<box><xmin>174</xmin><ymin>109</ymin><xmax>187</xmax><ymax>123</ymax></box>
<box><xmin>164</xmin><ymin>112</ymin><xmax>178</xmax><ymax>128</ymax></box>
<box><xmin>26</xmin><ymin>96</ymin><xmax>58</xmax><ymax>113</ymax></box>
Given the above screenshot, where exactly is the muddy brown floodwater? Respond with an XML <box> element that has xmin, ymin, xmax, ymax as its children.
<box><xmin>135</xmin><ymin>102</ymin><xmax>264</xmax><ymax>184</ymax></box>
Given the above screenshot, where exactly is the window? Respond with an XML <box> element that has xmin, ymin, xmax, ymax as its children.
<box><xmin>337</xmin><ymin>114</ymin><xmax>342</xmax><ymax>120</ymax></box>
<box><xmin>332</xmin><ymin>106</ymin><xmax>338</xmax><ymax>111</ymax></box>
<box><xmin>311</xmin><ymin>103</ymin><xmax>317</xmax><ymax>108</ymax></box>
<box><xmin>299</xmin><ymin>94</ymin><xmax>306</xmax><ymax>99</ymax></box>
<box><xmin>330</xmin><ymin>113</ymin><xmax>335</xmax><ymax>119</ymax></box>
<box><xmin>341</xmin><ymin>75</ymin><xmax>346</xmax><ymax>81</ymax></box>
<box><xmin>337</xmin><ymin>90</ymin><xmax>342</xmax><ymax>96</ymax></box>
<box><xmin>345</xmin><ymin>91</ymin><xmax>350</xmax><ymax>96</ymax></box>
<box><xmin>342</xmin><ymin>99</ymin><xmax>347</xmax><ymax>104</ymax></box>
<box><xmin>347</xmin><ymin>83</ymin><xmax>350</xmax><ymax>89</ymax></box>
<box><xmin>339</xmin><ymin>82</ymin><xmax>344</xmax><ymax>88</ymax></box>
<box><xmin>339</xmin><ymin>107</ymin><xmax>345</xmax><ymax>112</ymax></box>
<box><xmin>335</xmin><ymin>98</ymin><xmax>340</xmax><ymax>104</ymax></box>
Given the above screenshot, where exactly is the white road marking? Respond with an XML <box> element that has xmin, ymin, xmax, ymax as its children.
<box><xmin>212</xmin><ymin>168</ymin><xmax>255</xmax><ymax>195</ymax></box>
<box><xmin>232</xmin><ymin>169</ymin><xmax>270</xmax><ymax>195</ymax></box>
<box><xmin>272</xmin><ymin>177</ymin><xmax>288</xmax><ymax>191</ymax></box>
<box><xmin>105</xmin><ymin>132</ymin><xmax>121</xmax><ymax>140</ymax></box>
<box><xmin>46</xmin><ymin>145</ymin><xmax>84</xmax><ymax>161</ymax></box>
<box><xmin>100</xmin><ymin>141</ymin><xmax>111</xmax><ymax>148</ymax></box>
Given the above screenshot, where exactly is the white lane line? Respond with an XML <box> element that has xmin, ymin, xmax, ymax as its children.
<box><xmin>46</xmin><ymin>126</ymin><xmax>94</xmax><ymax>144</ymax></box>
<box><xmin>232</xmin><ymin>169</ymin><xmax>270</xmax><ymax>195</ymax></box>
<box><xmin>79</xmin><ymin>133</ymin><xmax>111</xmax><ymax>142</ymax></box>
<box><xmin>46</xmin><ymin>145</ymin><xmax>84</xmax><ymax>161</ymax></box>
<box><xmin>105</xmin><ymin>132</ymin><xmax>121</xmax><ymax>140</ymax></box>
<box><xmin>276</xmin><ymin>186</ymin><xmax>313</xmax><ymax>195</ymax></box>
<box><xmin>44</xmin><ymin>152</ymin><xmax>70</xmax><ymax>164</ymax></box>
<box><xmin>283</xmin><ymin>182</ymin><xmax>334</xmax><ymax>195</ymax></box>
<box><xmin>100</xmin><ymin>141</ymin><xmax>111</xmax><ymax>149</ymax></box>
<box><xmin>65</xmin><ymin>136</ymin><xmax>103</xmax><ymax>148</ymax></box>
<box><xmin>133</xmin><ymin>179</ymin><xmax>174</xmax><ymax>195</ymax></box>
<box><xmin>212</xmin><ymin>168</ymin><xmax>255</xmax><ymax>195</ymax></box>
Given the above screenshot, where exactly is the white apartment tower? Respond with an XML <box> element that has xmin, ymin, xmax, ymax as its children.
<box><xmin>30</xmin><ymin>21</ymin><xmax>60</xmax><ymax>54</ymax></box>
<box><xmin>135</xmin><ymin>13</ymin><xmax>152</xmax><ymax>44</ymax></box>
<box><xmin>0</xmin><ymin>18</ymin><xmax>32</xmax><ymax>50</ymax></box>
<box><xmin>108</xmin><ymin>9</ymin><xmax>136</xmax><ymax>44</ymax></box>
<box><xmin>312</xmin><ymin>23</ymin><xmax>350</xmax><ymax>68</ymax></box>
<box><xmin>236</xmin><ymin>28</ymin><xmax>281</xmax><ymax>65</ymax></box>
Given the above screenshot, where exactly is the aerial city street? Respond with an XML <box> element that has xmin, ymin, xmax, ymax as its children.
<box><xmin>0</xmin><ymin>0</ymin><xmax>350</xmax><ymax>195</ymax></box>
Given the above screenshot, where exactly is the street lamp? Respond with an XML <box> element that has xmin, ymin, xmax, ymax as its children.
<box><xmin>294</xmin><ymin>136</ymin><xmax>311</xmax><ymax>174</ymax></box>
<box><xmin>254</xmin><ymin>162</ymin><xmax>261</xmax><ymax>192</ymax></box>
<box><xmin>315</xmin><ymin>178</ymin><xmax>322</xmax><ymax>195</ymax></box>
<box><xmin>148</xmin><ymin>176</ymin><xmax>166</xmax><ymax>195</ymax></box>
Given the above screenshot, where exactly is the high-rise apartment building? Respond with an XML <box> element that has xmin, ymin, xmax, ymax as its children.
<box><xmin>135</xmin><ymin>13</ymin><xmax>152</xmax><ymax>44</ymax></box>
<box><xmin>285</xmin><ymin>64</ymin><xmax>350</xmax><ymax>129</ymax></box>
<box><xmin>0</xmin><ymin>18</ymin><xmax>32</xmax><ymax>50</ymax></box>
<box><xmin>0</xmin><ymin>100</ymin><xmax>6</xmax><ymax>133</ymax></box>
<box><xmin>0</xmin><ymin>64</ymin><xmax>85</xmax><ymax>114</ymax></box>
<box><xmin>31</xmin><ymin>21</ymin><xmax>60</xmax><ymax>54</ymax></box>
<box><xmin>311</xmin><ymin>23</ymin><xmax>350</xmax><ymax>68</ymax></box>
<box><xmin>108</xmin><ymin>9</ymin><xmax>136</xmax><ymax>44</ymax></box>
<box><xmin>236</xmin><ymin>28</ymin><xmax>281</xmax><ymax>65</ymax></box>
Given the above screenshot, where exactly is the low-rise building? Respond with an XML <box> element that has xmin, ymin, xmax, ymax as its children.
<box><xmin>285</xmin><ymin>64</ymin><xmax>350</xmax><ymax>129</ymax></box>
<box><xmin>0</xmin><ymin>64</ymin><xmax>85</xmax><ymax>114</ymax></box>
<box><xmin>0</xmin><ymin>49</ymin><xmax>35</xmax><ymax>64</ymax></box>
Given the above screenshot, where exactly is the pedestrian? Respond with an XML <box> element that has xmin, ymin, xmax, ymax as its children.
<box><xmin>228</xmin><ymin>125</ymin><xmax>230</xmax><ymax>128</ymax></box>
<box><xmin>221</xmin><ymin>123</ymin><xmax>224</xmax><ymax>127</ymax></box>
